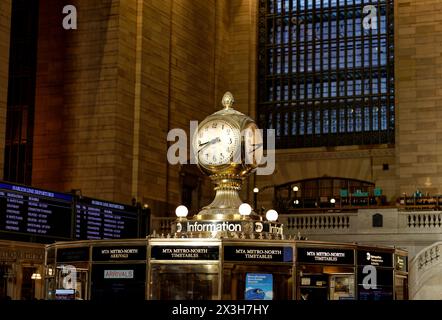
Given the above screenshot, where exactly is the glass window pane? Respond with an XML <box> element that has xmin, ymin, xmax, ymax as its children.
<box><xmin>257</xmin><ymin>0</ymin><xmax>394</xmax><ymax>148</ymax></box>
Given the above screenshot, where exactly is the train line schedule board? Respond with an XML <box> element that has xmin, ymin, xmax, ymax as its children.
<box><xmin>75</xmin><ymin>197</ymin><xmax>138</xmax><ymax>240</ymax></box>
<box><xmin>0</xmin><ymin>182</ymin><xmax>73</xmax><ymax>239</ymax></box>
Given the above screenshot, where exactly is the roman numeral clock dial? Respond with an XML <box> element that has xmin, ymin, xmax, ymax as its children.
<box><xmin>195</xmin><ymin>120</ymin><xmax>239</xmax><ymax>166</ymax></box>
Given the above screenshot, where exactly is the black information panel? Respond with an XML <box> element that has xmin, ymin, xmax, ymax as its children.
<box><xmin>91</xmin><ymin>264</ymin><xmax>146</xmax><ymax>301</ymax></box>
<box><xmin>395</xmin><ymin>255</ymin><xmax>408</xmax><ymax>272</ymax></box>
<box><xmin>92</xmin><ymin>246</ymin><xmax>147</xmax><ymax>261</ymax></box>
<box><xmin>357</xmin><ymin>267</ymin><xmax>394</xmax><ymax>300</ymax></box>
<box><xmin>224</xmin><ymin>246</ymin><xmax>293</xmax><ymax>262</ymax></box>
<box><xmin>357</xmin><ymin>250</ymin><xmax>393</xmax><ymax>268</ymax></box>
<box><xmin>57</xmin><ymin>247</ymin><xmax>90</xmax><ymax>262</ymax></box>
<box><xmin>0</xmin><ymin>182</ymin><xmax>72</xmax><ymax>240</ymax></box>
<box><xmin>297</xmin><ymin>247</ymin><xmax>355</xmax><ymax>265</ymax></box>
<box><xmin>75</xmin><ymin>197</ymin><xmax>138</xmax><ymax>240</ymax></box>
<box><xmin>150</xmin><ymin>246</ymin><xmax>219</xmax><ymax>260</ymax></box>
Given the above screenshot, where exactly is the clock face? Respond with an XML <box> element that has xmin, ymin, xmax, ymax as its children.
<box><xmin>244</xmin><ymin>123</ymin><xmax>263</xmax><ymax>166</ymax></box>
<box><xmin>195</xmin><ymin>120</ymin><xmax>239</xmax><ymax>166</ymax></box>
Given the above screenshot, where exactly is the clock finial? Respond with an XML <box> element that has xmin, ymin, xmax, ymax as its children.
<box><xmin>222</xmin><ymin>91</ymin><xmax>234</xmax><ymax>109</ymax></box>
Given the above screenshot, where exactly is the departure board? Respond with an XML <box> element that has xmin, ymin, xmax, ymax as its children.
<box><xmin>0</xmin><ymin>182</ymin><xmax>73</xmax><ymax>239</ymax></box>
<box><xmin>75</xmin><ymin>197</ymin><xmax>138</xmax><ymax>240</ymax></box>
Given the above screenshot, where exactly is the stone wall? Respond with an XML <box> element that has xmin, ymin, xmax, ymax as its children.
<box><xmin>0</xmin><ymin>0</ymin><xmax>11</xmax><ymax>176</ymax></box>
<box><xmin>17</xmin><ymin>0</ymin><xmax>442</xmax><ymax>218</ymax></box>
<box><xmin>32</xmin><ymin>0</ymin><xmax>230</xmax><ymax>216</ymax></box>
<box><xmin>396</xmin><ymin>0</ymin><xmax>442</xmax><ymax>196</ymax></box>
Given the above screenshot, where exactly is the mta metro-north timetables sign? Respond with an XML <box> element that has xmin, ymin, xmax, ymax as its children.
<box><xmin>0</xmin><ymin>182</ymin><xmax>72</xmax><ymax>240</ymax></box>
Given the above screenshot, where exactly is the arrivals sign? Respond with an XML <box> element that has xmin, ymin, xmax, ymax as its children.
<box><xmin>103</xmin><ymin>270</ymin><xmax>134</xmax><ymax>279</ymax></box>
<box><xmin>150</xmin><ymin>246</ymin><xmax>219</xmax><ymax>260</ymax></box>
<box><xmin>92</xmin><ymin>246</ymin><xmax>147</xmax><ymax>261</ymax></box>
<box><xmin>224</xmin><ymin>246</ymin><xmax>293</xmax><ymax>262</ymax></box>
<box><xmin>297</xmin><ymin>247</ymin><xmax>354</xmax><ymax>265</ymax></box>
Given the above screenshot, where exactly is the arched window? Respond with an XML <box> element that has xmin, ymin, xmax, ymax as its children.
<box><xmin>257</xmin><ymin>0</ymin><xmax>395</xmax><ymax>148</ymax></box>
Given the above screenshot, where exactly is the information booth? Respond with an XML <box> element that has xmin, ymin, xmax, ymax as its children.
<box><xmin>44</xmin><ymin>238</ymin><xmax>408</xmax><ymax>300</ymax></box>
<box><xmin>394</xmin><ymin>249</ymin><xmax>409</xmax><ymax>300</ymax></box>
<box><xmin>45</xmin><ymin>239</ymin><xmax>147</xmax><ymax>300</ymax></box>
<box><xmin>296</xmin><ymin>242</ymin><xmax>356</xmax><ymax>300</ymax></box>
<box><xmin>221</xmin><ymin>240</ymin><xmax>294</xmax><ymax>300</ymax></box>
<box><xmin>148</xmin><ymin>239</ymin><xmax>220</xmax><ymax>300</ymax></box>
<box><xmin>356</xmin><ymin>246</ymin><xmax>395</xmax><ymax>300</ymax></box>
<box><xmin>0</xmin><ymin>241</ymin><xmax>45</xmax><ymax>300</ymax></box>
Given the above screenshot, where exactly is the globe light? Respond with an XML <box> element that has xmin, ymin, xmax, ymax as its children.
<box><xmin>266</xmin><ymin>209</ymin><xmax>278</xmax><ymax>222</ymax></box>
<box><xmin>239</xmin><ymin>203</ymin><xmax>252</xmax><ymax>216</ymax></box>
<box><xmin>253</xmin><ymin>187</ymin><xmax>259</xmax><ymax>193</ymax></box>
<box><xmin>293</xmin><ymin>186</ymin><xmax>299</xmax><ymax>192</ymax></box>
<box><xmin>293</xmin><ymin>200</ymin><xmax>299</xmax><ymax>205</ymax></box>
<box><xmin>175</xmin><ymin>205</ymin><xmax>188</xmax><ymax>218</ymax></box>
<box><xmin>330</xmin><ymin>198</ymin><xmax>336</xmax><ymax>204</ymax></box>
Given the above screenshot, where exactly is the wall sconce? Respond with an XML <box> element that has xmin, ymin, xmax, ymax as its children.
<box><xmin>31</xmin><ymin>273</ymin><xmax>42</xmax><ymax>280</ymax></box>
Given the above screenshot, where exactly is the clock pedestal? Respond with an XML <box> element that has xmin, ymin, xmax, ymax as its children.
<box><xmin>194</xmin><ymin>174</ymin><xmax>261</xmax><ymax>221</ymax></box>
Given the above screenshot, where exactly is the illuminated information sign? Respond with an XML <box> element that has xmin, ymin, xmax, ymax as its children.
<box><xmin>0</xmin><ymin>182</ymin><xmax>72</xmax><ymax>239</ymax></box>
<box><xmin>75</xmin><ymin>197</ymin><xmax>138</xmax><ymax>240</ymax></box>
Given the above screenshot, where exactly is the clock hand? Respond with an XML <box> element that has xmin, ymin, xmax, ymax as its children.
<box><xmin>198</xmin><ymin>137</ymin><xmax>221</xmax><ymax>152</ymax></box>
<box><xmin>249</xmin><ymin>143</ymin><xmax>263</xmax><ymax>153</ymax></box>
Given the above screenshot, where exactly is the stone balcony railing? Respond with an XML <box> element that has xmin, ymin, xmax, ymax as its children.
<box><xmin>403</xmin><ymin>212</ymin><xmax>442</xmax><ymax>228</ymax></box>
<box><xmin>283</xmin><ymin>213</ymin><xmax>353</xmax><ymax>232</ymax></box>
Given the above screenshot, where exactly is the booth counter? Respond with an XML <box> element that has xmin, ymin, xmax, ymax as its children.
<box><xmin>44</xmin><ymin>238</ymin><xmax>408</xmax><ymax>301</ymax></box>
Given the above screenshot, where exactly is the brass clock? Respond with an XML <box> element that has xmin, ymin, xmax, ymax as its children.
<box><xmin>192</xmin><ymin>92</ymin><xmax>263</xmax><ymax>220</ymax></box>
<box><xmin>193</xmin><ymin>119</ymin><xmax>240</xmax><ymax>167</ymax></box>
<box><xmin>244</xmin><ymin>122</ymin><xmax>264</xmax><ymax>168</ymax></box>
